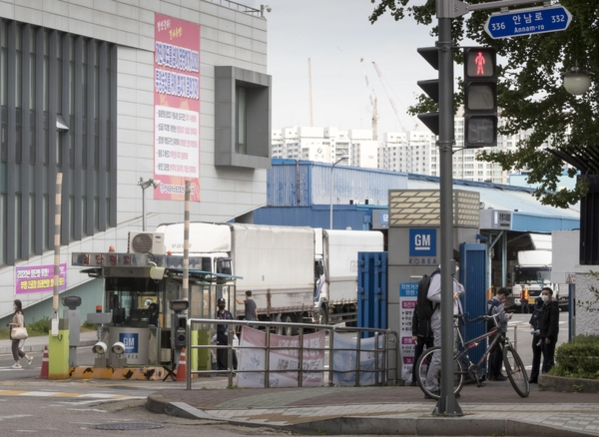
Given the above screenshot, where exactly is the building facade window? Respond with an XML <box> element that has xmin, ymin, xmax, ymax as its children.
<box><xmin>0</xmin><ymin>20</ymin><xmax>117</xmax><ymax>266</ymax></box>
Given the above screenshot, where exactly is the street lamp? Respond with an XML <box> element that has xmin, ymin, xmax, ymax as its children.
<box><xmin>329</xmin><ymin>155</ymin><xmax>349</xmax><ymax>229</ymax></box>
<box><xmin>563</xmin><ymin>59</ymin><xmax>596</xmax><ymax>96</ymax></box>
<box><xmin>138</xmin><ymin>177</ymin><xmax>161</xmax><ymax>231</ymax></box>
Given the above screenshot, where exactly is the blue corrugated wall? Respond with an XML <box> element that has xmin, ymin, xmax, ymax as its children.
<box><xmin>268</xmin><ymin>159</ymin><xmax>408</xmax><ymax>207</ymax></box>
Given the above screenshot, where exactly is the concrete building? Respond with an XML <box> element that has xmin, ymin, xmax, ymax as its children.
<box><xmin>273</xmin><ymin>115</ymin><xmax>545</xmax><ymax>184</ymax></box>
<box><xmin>0</xmin><ymin>0</ymin><xmax>272</xmax><ymax>322</ymax></box>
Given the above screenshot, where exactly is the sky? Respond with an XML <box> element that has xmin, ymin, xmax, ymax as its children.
<box><xmin>244</xmin><ymin>0</ymin><xmax>437</xmax><ymax>135</ymax></box>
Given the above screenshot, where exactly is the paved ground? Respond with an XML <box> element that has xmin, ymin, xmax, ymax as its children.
<box><xmin>147</xmin><ymin>376</ymin><xmax>599</xmax><ymax>436</ymax></box>
<box><xmin>5</xmin><ymin>333</ymin><xmax>599</xmax><ymax>436</ymax></box>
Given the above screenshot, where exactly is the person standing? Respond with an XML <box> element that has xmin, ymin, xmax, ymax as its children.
<box><xmin>487</xmin><ymin>288</ymin><xmax>512</xmax><ymax>381</ymax></box>
<box><xmin>411</xmin><ymin>304</ymin><xmax>434</xmax><ymax>386</ymax></box>
<box><xmin>520</xmin><ymin>288</ymin><xmax>530</xmax><ymax>314</ymax></box>
<box><xmin>236</xmin><ymin>290</ymin><xmax>257</xmax><ymax>322</ymax></box>
<box><xmin>424</xmin><ymin>249</ymin><xmax>465</xmax><ymax>398</ymax></box>
<box><xmin>215</xmin><ymin>297</ymin><xmax>237</xmax><ymax>371</ymax></box>
<box><xmin>539</xmin><ymin>287</ymin><xmax>559</xmax><ymax>373</ymax></box>
<box><xmin>528</xmin><ymin>296</ymin><xmax>543</xmax><ymax>383</ymax></box>
<box><xmin>8</xmin><ymin>299</ymin><xmax>33</xmax><ymax>369</ymax></box>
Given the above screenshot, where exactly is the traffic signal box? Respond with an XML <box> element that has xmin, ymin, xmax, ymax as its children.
<box><xmin>416</xmin><ymin>47</ymin><xmax>440</xmax><ymax>136</ymax></box>
<box><xmin>463</xmin><ymin>47</ymin><xmax>497</xmax><ymax>148</ymax></box>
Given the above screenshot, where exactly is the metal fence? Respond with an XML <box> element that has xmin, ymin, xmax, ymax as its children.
<box><xmin>185</xmin><ymin>318</ymin><xmax>399</xmax><ymax>390</ymax></box>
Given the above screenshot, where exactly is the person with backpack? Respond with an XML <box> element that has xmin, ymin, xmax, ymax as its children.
<box><xmin>487</xmin><ymin>288</ymin><xmax>512</xmax><ymax>381</ymax></box>
<box><xmin>528</xmin><ymin>296</ymin><xmax>543</xmax><ymax>384</ymax></box>
<box><xmin>411</xmin><ymin>304</ymin><xmax>434</xmax><ymax>386</ymax></box>
<box><xmin>422</xmin><ymin>249</ymin><xmax>465</xmax><ymax>399</ymax></box>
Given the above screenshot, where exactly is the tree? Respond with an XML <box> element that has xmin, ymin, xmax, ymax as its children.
<box><xmin>369</xmin><ymin>0</ymin><xmax>599</xmax><ymax>208</ymax></box>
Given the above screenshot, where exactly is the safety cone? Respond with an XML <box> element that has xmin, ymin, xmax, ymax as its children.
<box><xmin>39</xmin><ymin>345</ymin><xmax>49</xmax><ymax>379</ymax></box>
<box><xmin>175</xmin><ymin>347</ymin><xmax>187</xmax><ymax>382</ymax></box>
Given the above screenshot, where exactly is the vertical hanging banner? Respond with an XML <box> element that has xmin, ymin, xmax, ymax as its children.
<box><xmin>399</xmin><ymin>283</ymin><xmax>418</xmax><ymax>381</ymax></box>
<box><xmin>154</xmin><ymin>14</ymin><xmax>200</xmax><ymax>201</ymax></box>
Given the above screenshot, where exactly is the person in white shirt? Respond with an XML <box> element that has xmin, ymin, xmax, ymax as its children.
<box><xmin>423</xmin><ymin>249</ymin><xmax>465</xmax><ymax>398</ymax></box>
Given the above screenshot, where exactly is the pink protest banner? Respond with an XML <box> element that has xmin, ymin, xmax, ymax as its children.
<box><xmin>154</xmin><ymin>13</ymin><xmax>201</xmax><ymax>201</ymax></box>
<box><xmin>16</xmin><ymin>263</ymin><xmax>67</xmax><ymax>294</ymax></box>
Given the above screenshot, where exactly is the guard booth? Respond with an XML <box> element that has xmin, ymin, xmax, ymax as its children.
<box><xmin>72</xmin><ymin>252</ymin><xmax>237</xmax><ymax>368</ymax></box>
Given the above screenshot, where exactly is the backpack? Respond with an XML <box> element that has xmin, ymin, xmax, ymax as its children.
<box><xmin>486</xmin><ymin>298</ymin><xmax>502</xmax><ymax>331</ymax></box>
<box><xmin>416</xmin><ymin>268</ymin><xmax>440</xmax><ymax>338</ymax></box>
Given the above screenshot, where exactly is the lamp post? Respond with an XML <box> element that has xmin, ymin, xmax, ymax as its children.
<box><xmin>563</xmin><ymin>58</ymin><xmax>597</xmax><ymax>95</ymax></box>
<box><xmin>138</xmin><ymin>177</ymin><xmax>161</xmax><ymax>231</ymax></box>
<box><xmin>329</xmin><ymin>155</ymin><xmax>349</xmax><ymax>229</ymax></box>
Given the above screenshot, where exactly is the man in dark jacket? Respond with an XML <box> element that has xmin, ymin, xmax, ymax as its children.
<box><xmin>528</xmin><ymin>296</ymin><xmax>543</xmax><ymax>383</ymax></box>
<box><xmin>411</xmin><ymin>304</ymin><xmax>434</xmax><ymax>386</ymax></box>
<box><xmin>538</xmin><ymin>287</ymin><xmax>559</xmax><ymax>373</ymax></box>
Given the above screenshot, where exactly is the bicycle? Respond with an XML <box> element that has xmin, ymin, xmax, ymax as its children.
<box><xmin>415</xmin><ymin>313</ymin><xmax>530</xmax><ymax>399</ymax></box>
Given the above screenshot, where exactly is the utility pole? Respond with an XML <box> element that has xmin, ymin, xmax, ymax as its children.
<box><xmin>433</xmin><ymin>0</ymin><xmax>556</xmax><ymax>416</ymax></box>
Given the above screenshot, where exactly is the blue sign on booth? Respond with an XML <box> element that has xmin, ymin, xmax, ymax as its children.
<box><xmin>409</xmin><ymin>229</ymin><xmax>436</xmax><ymax>257</ymax></box>
<box><xmin>119</xmin><ymin>333</ymin><xmax>139</xmax><ymax>354</ymax></box>
<box><xmin>484</xmin><ymin>5</ymin><xmax>571</xmax><ymax>39</ymax></box>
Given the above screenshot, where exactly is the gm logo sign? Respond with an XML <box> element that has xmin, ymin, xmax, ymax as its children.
<box><xmin>119</xmin><ymin>333</ymin><xmax>139</xmax><ymax>354</ymax></box>
<box><xmin>409</xmin><ymin>229</ymin><xmax>436</xmax><ymax>257</ymax></box>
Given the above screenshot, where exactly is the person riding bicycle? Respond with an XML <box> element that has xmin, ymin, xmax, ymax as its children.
<box><xmin>487</xmin><ymin>287</ymin><xmax>512</xmax><ymax>381</ymax></box>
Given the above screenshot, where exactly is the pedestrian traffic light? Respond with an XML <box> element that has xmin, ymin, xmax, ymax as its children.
<box><xmin>463</xmin><ymin>47</ymin><xmax>497</xmax><ymax>148</ymax></box>
<box><xmin>416</xmin><ymin>47</ymin><xmax>439</xmax><ymax>136</ymax></box>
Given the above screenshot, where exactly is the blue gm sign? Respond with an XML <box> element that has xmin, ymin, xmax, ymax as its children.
<box><xmin>409</xmin><ymin>229</ymin><xmax>436</xmax><ymax>257</ymax></box>
<box><xmin>119</xmin><ymin>333</ymin><xmax>139</xmax><ymax>354</ymax></box>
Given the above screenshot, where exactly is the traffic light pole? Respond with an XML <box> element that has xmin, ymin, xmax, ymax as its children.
<box><xmin>435</xmin><ymin>0</ymin><xmax>462</xmax><ymax>416</ymax></box>
<box><xmin>434</xmin><ymin>0</ymin><xmax>543</xmax><ymax>417</ymax></box>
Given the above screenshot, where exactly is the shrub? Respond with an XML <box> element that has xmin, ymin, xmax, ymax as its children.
<box><xmin>550</xmin><ymin>335</ymin><xmax>599</xmax><ymax>380</ymax></box>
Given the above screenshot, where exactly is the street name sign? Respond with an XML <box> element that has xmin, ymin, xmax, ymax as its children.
<box><xmin>484</xmin><ymin>4</ymin><xmax>572</xmax><ymax>39</ymax></box>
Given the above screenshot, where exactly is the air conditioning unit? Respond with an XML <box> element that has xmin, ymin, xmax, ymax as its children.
<box><xmin>128</xmin><ymin>232</ymin><xmax>166</xmax><ymax>254</ymax></box>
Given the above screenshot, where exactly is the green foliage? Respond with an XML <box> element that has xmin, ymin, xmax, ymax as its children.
<box><xmin>550</xmin><ymin>335</ymin><xmax>599</xmax><ymax>380</ymax></box>
<box><xmin>369</xmin><ymin>0</ymin><xmax>599</xmax><ymax>208</ymax></box>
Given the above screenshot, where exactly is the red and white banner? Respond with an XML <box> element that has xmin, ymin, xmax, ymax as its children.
<box><xmin>154</xmin><ymin>14</ymin><xmax>200</xmax><ymax>201</ymax></box>
<box><xmin>236</xmin><ymin>326</ymin><xmax>326</xmax><ymax>388</ymax></box>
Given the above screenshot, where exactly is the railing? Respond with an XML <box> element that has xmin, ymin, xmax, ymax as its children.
<box><xmin>185</xmin><ymin>318</ymin><xmax>399</xmax><ymax>390</ymax></box>
<box><xmin>205</xmin><ymin>0</ymin><xmax>261</xmax><ymax>16</ymax></box>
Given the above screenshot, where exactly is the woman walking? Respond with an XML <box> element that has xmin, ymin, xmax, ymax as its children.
<box><xmin>8</xmin><ymin>299</ymin><xmax>33</xmax><ymax>369</ymax></box>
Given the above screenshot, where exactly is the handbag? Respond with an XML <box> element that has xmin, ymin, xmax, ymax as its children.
<box><xmin>11</xmin><ymin>326</ymin><xmax>28</xmax><ymax>340</ymax></box>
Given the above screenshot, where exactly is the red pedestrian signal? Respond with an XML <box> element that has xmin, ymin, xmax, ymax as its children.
<box><xmin>463</xmin><ymin>47</ymin><xmax>497</xmax><ymax>148</ymax></box>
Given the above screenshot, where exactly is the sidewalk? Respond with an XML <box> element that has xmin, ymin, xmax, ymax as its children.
<box><xmin>147</xmin><ymin>379</ymin><xmax>599</xmax><ymax>436</ymax></box>
<box><xmin>0</xmin><ymin>331</ymin><xmax>98</xmax><ymax>355</ymax></box>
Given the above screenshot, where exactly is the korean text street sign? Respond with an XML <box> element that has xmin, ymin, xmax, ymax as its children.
<box><xmin>484</xmin><ymin>5</ymin><xmax>571</xmax><ymax>39</ymax></box>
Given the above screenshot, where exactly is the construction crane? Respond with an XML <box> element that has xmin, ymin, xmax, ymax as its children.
<box><xmin>360</xmin><ymin>58</ymin><xmax>379</xmax><ymax>141</ymax></box>
<box><xmin>372</xmin><ymin>61</ymin><xmax>408</xmax><ymax>133</ymax></box>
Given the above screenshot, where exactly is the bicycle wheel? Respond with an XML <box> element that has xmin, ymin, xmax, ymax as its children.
<box><xmin>415</xmin><ymin>346</ymin><xmax>465</xmax><ymax>400</ymax></box>
<box><xmin>503</xmin><ymin>344</ymin><xmax>530</xmax><ymax>398</ymax></box>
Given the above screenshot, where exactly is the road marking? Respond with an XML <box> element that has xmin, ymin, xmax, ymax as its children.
<box><xmin>0</xmin><ymin>390</ymin><xmax>144</xmax><ymax>400</ymax></box>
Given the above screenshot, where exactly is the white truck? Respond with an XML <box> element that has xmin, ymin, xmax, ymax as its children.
<box><xmin>155</xmin><ymin>223</ymin><xmax>384</xmax><ymax>327</ymax></box>
<box><xmin>313</xmin><ymin>229</ymin><xmax>385</xmax><ymax>325</ymax></box>
<box><xmin>512</xmin><ymin>250</ymin><xmax>560</xmax><ymax>312</ymax></box>
<box><xmin>156</xmin><ymin>222</ymin><xmax>315</xmax><ymax>329</ymax></box>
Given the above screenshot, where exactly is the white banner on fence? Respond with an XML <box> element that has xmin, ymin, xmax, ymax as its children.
<box><xmin>236</xmin><ymin>326</ymin><xmax>325</xmax><ymax>388</ymax></box>
<box><xmin>332</xmin><ymin>333</ymin><xmax>383</xmax><ymax>386</ymax></box>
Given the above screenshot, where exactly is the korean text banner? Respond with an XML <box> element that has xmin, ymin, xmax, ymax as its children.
<box><xmin>154</xmin><ymin>13</ymin><xmax>200</xmax><ymax>201</ymax></box>
<box><xmin>16</xmin><ymin>263</ymin><xmax>67</xmax><ymax>294</ymax></box>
